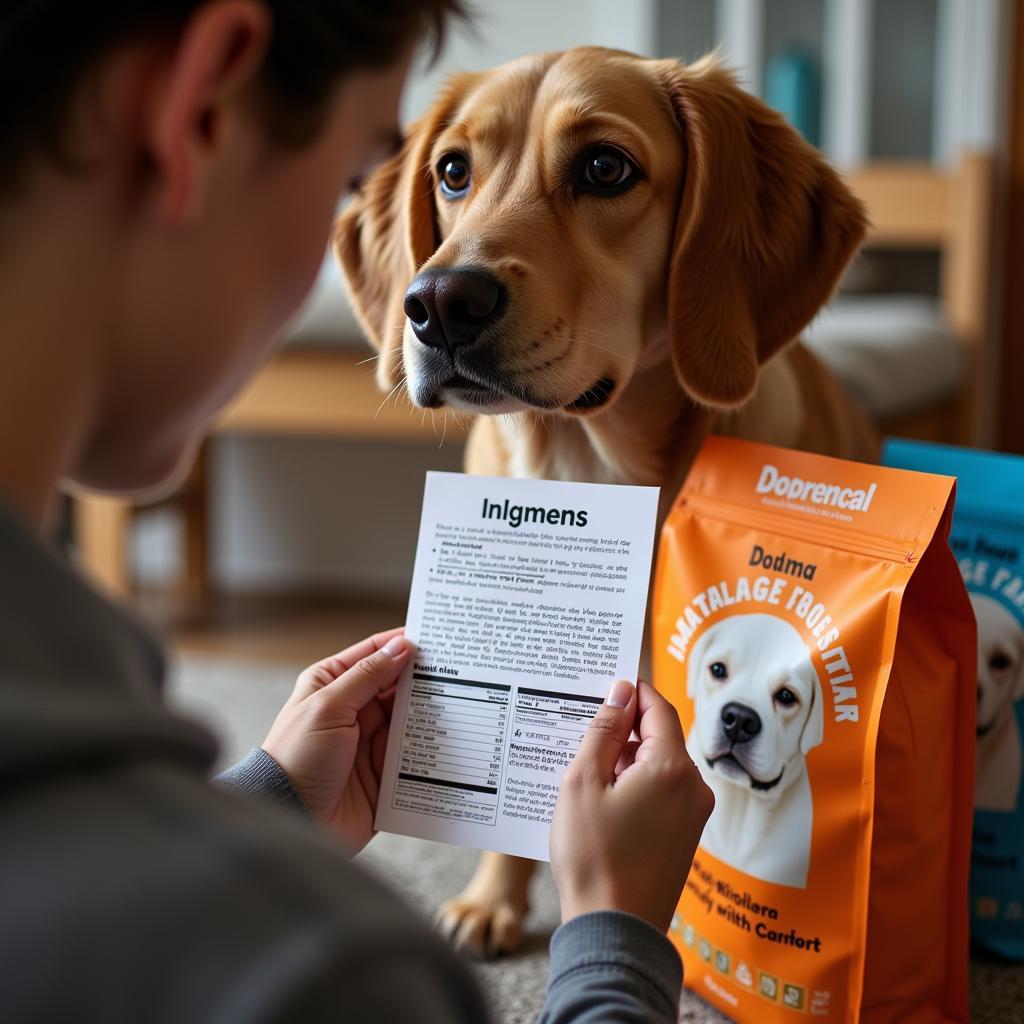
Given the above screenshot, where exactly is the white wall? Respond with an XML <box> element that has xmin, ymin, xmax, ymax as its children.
<box><xmin>403</xmin><ymin>0</ymin><xmax>657</xmax><ymax>123</ymax></box>
<box><xmin>209</xmin><ymin>435</ymin><xmax>463</xmax><ymax>596</ymax></box>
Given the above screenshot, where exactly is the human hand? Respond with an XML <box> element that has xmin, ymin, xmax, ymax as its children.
<box><xmin>262</xmin><ymin>628</ymin><xmax>410</xmax><ymax>853</ymax></box>
<box><xmin>549</xmin><ymin>680</ymin><xmax>714</xmax><ymax>932</ymax></box>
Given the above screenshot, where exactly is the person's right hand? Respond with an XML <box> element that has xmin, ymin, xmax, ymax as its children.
<box><xmin>261</xmin><ymin>628</ymin><xmax>409</xmax><ymax>854</ymax></box>
<box><xmin>549</xmin><ymin>680</ymin><xmax>714</xmax><ymax>932</ymax></box>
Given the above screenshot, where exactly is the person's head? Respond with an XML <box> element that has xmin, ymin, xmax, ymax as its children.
<box><xmin>1</xmin><ymin>1</ymin><xmax>461</xmax><ymax>497</ymax></box>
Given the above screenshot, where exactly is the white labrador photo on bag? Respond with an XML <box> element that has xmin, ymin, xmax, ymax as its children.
<box><xmin>972</xmin><ymin>593</ymin><xmax>1024</xmax><ymax>813</ymax></box>
<box><xmin>686</xmin><ymin>614</ymin><xmax>824</xmax><ymax>889</ymax></box>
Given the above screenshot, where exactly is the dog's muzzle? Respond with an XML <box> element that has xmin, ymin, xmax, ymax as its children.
<box><xmin>706</xmin><ymin>703</ymin><xmax>783</xmax><ymax>791</ymax></box>
<box><xmin>402</xmin><ymin>265</ymin><xmax>619</xmax><ymax>416</ymax></box>
<box><xmin>706</xmin><ymin>752</ymin><xmax>785</xmax><ymax>792</ymax></box>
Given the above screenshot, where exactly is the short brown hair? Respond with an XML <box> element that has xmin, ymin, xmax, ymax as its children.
<box><xmin>0</xmin><ymin>0</ymin><xmax>464</xmax><ymax>188</ymax></box>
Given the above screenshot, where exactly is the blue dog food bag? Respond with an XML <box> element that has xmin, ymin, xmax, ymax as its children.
<box><xmin>884</xmin><ymin>438</ymin><xmax>1024</xmax><ymax>959</ymax></box>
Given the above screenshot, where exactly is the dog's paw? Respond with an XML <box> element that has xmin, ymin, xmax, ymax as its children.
<box><xmin>435</xmin><ymin>895</ymin><xmax>526</xmax><ymax>959</ymax></box>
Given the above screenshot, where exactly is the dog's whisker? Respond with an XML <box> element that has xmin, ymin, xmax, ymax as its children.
<box><xmin>377</xmin><ymin>386</ymin><xmax>403</xmax><ymax>417</ymax></box>
<box><xmin>526</xmin><ymin>413</ymin><xmax>541</xmax><ymax>445</ymax></box>
<box><xmin>568</xmin><ymin>332</ymin><xmax>624</xmax><ymax>360</ymax></box>
<box><xmin>569</xmin><ymin>325</ymin><xmax>619</xmax><ymax>340</ymax></box>
<box><xmin>570</xmin><ymin>341</ymin><xmax>620</xmax><ymax>360</ymax></box>
<box><xmin>374</xmin><ymin>378</ymin><xmax>406</xmax><ymax>419</ymax></box>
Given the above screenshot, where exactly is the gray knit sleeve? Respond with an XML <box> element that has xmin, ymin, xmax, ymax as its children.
<box><xmin>537</xmin><ymin>911</ymin><xmax>682</xmax><ymax>1024</ymax></box>
<box><xmin>216</xmin><ymin>747</ymin><xmax>310</xmax><ymax>817</ymax></box>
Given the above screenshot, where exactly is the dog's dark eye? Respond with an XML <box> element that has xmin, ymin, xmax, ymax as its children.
<box><xmin>990</xmin><ymin>651</ymin><xmax>1012</xmax><ymax>671</ymax></box>
<box><xmin>438</xmin><ymin>153</ymin><xmax>471</xmax><ymax>198</ymax></box>
<box><xmin>774</xmin><ymin>687</ymin><xmax>798</xmax><ymax>707</ymax></box>
<box><xmin>709</xmin><ymin>661</ymin><xmax>727</xmax><ymax>681</ymax></box>
<box><xmin>578</xmin><ymin>145</ymin><xmax>639</xmax><ymax>195</ymax></box>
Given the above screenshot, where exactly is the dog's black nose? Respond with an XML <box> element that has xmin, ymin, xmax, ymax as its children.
<box><xmin>404</xmin><ymin>267</ymin><xmax>505</xmax><ymax>353</ymax></box>
<box><xmin>721</xmin><ymin>702</ymin><xmax>762</xmax><ymax>744</ymax></box>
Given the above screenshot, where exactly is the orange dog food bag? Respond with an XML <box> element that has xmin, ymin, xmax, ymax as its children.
<box><xmin>653</xmin><ymin>436</ymin><xmax>975</xmax><ymax>1023</ymax></box>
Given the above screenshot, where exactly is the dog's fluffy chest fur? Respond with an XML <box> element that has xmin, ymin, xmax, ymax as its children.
<box><xmin>492</xmin><ymin>359</ymin><xmax>701</xmax><ymax>490</ymax></box>
<box><xmin>976</xmin><ymin>712</ymin><xmax>1023</xmax><ymax>812</ymax></box>
<box><xmin>474</xmin><ymin>351</ymin><xmax>828</xmax><ymax>496</ymax></box>
<box><xmin>700</xmin><ymin>761</ymin><xmax>814</xmax><ymax>888</ymax></box>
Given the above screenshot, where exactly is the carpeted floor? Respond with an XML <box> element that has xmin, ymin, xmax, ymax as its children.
<box><xmin>168</xmin><ymin>653</ymin><xmax>1024</xmax><ymax>1023</ymax></box>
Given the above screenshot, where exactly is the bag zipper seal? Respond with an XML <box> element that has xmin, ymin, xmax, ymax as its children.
<box><xmin>677</xmin><ymin>492</ymin><xmax>933</xmax><ymax>564</ymax></box>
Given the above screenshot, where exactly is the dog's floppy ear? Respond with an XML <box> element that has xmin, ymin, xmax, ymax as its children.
<box><xmin>656</xmin><ymin>57</ymin><xmax>868</xmax><ymax>408</ymax></box>
<box><xmin>800</xmin><ymin>669</ymin><xmax>825</xmax><ymax>755</ymax></box>
<box><xmin>333</xmin><ymin>74</ymin><xmax>478</xmax><ymax>390</ymax></box>
<box><xmin>686</xmin><ymin>627</ymin><xmax>714</xmax><ymax>700</ymax></box>
<box><xmin>1014</xmin><ymin>627</ymin><xmax>1024</xmax><ymax>701</ymax></box>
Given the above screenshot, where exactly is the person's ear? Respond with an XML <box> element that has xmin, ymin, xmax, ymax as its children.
<box><xmin>333</xmin><ymin>73</ymin><xmax>479</xmax><ymax>393</ymax></box>
<box><xmin>655</xmin><ymin>57</ymin><xmax>868</xmax><ymax>408</ymax></box>
<box><xmin>148</xmin><ymin>0</ymin><xmax>271</xmax><ymax>225</ymax></box>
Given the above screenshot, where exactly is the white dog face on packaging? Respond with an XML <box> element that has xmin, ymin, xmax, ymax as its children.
<box><xmin>972</xmin><ymin>593</ymin><xmax>1024</xmax><ymax>736</ymax></box>
<box><xmin>687</xmin><ymin>613</ymin><xmax>824</xmax><ymax>800</ymax></box>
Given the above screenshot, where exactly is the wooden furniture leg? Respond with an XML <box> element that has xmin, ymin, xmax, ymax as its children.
<box><xmin>73</xmin><ymin>495</ymin><xmax>132</xmax><ymax>597</ymax></box>
<box><xmin>181</xmin><ymin>443</ymin><xmax>210</xmax><ymax>604</ymax></box>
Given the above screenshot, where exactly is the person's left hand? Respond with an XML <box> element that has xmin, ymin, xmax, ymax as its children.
<box><xmin>262</xmin><ymin>627</ymin><xmax>410</xmax><ymax>853</ymax></box>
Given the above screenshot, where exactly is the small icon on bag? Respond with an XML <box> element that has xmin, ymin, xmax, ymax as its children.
<box><xmin>976</xmin><ymin>898</ymin><xmax>999</xmax><ymax>919</ymax></box>
<box><xmin>735</xmin><ymin>962</ymin><xmax>754</xmax><ymax>987</ymax></box>
<box><xmin>714</xmin><ymin>949</ymin><xmax>731</xmax><ymax>975</ymax></box>
<box><xmin>698</xmin><ymin>938</ymin><xmax>713</xmax><ymax>962</ymax></box>
<box><xmin>782</xmin><ymin>983</ymin><xmax>806</xmax><ymax>1011</ymax></box>
<box><xmin>759</xmin><ymin>972</ymin><xmax>779</xmax><ymax>1001</ymax></box>
<box><xmin>670</xmin><ymin>913</ymin><xmax>682</xmax><ymax>934</ymax></box>
<box><xmin>683</xmin><ymin>923</ymin><xmax>696</xmax><ymax>948</ymax></box>
<box><xmin>810</xmin><ymin>990</ymin><xmax>832</xmax><ymax>1016</ymax></box>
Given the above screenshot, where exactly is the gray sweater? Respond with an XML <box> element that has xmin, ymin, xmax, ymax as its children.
<box><xmin>0</xmin><ymin>498</ymin><xmax>681</xmax><ymax>1022</ymax></box>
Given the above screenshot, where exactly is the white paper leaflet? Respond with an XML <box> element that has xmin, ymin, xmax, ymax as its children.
<box><xmin>375</xmin><ymin>472</ymin><xmax>659</xmax><ymax>860</ymax></box>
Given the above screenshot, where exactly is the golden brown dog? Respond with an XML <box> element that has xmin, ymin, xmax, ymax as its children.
<box><xmin>335</xmin><ymin>46</ymin><xmax>876</xmax><ymax>958</ymax></box>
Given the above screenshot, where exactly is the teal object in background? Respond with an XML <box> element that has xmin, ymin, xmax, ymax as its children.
<box><xmin>883</xmin><ymin>438</ymin><xmax>1024</xmax><ymax>962</ymax></box>
<box><xmin>764</xmin><ymin>47</ymin><xmax>820</xmax><ymax>147</ymax></box>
